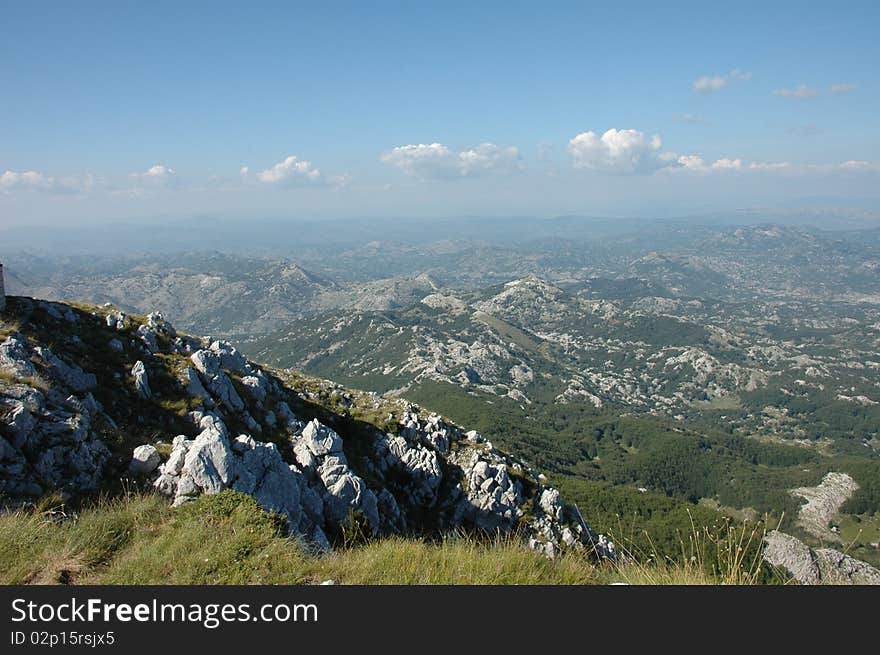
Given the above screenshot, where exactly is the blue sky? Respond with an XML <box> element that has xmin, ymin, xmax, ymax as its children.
<box><xmin>1</xmin><ymin>1</ymin><xmax>878</xmax><ymax>225</ymax></box>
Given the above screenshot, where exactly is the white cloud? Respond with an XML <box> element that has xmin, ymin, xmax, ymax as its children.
<box><xmin>675</xmin><ymin>155</ymin><xmax>744</xmax><ymax>173</ymax></box>
<box><xmin>380</xmin><ymin>143</ymin><xmax>458</xmax><ymax>179</ymax></box>
<box><xmin>566</xmin><ymin>129</ymin><xmax>751</xmax><ymax>176</ymax></box>
<box><xmin>774</xmin><ymin>84</ymin><xmax>819</xmax><ymax>99</ymax></box>
<box><xmin>458</xmin><ymin>143</ymin><xmax>522</xmax><ymax>176</ymax></box>
<box><xmin>568</xmin><ymin>128</ymin><xmax>668</xmax><ymax>175</ymax></box>
<box><xmin>144</xmin><ymin>164</ymin><xmax>173</xmax><ymax>179</ymax></box>
<box><xmin>676</xmin><ymin>155</ymin><xmax>708</xmax><ymax>171</ymax></box>
<box><xmin>711</xmin><ymin>158</ymin><xmax>743</xmax><ymax>170</ymax></box>
<box><xmin>749</xmin><ymin>161</ymin><xmax>793</xmax><ymax>171</ymax></box>
<box><xmin>381</xmin><ymin>142</ymin><xmax>522</xmax><ymax>179</ymax></box>
<box><xmin>129</xmin><ymin>164</ymin><xmax>176</xmax><ymax>188</ymax></box>
<box><xmin>0</xmin><ymin>170</ymin><xmax>53</xmax><ymax>191</ymax></box>
<box><xmin>838</xmin><ymin>160</ymin><xmax>873</xmax><ymax>171</ymax></box>
<box><xmin>255</xmin><ymin>155</ymin><xmax>322</xmax><ymax>185</ymax></box>
<box><xmin>239</xmin><ymin>166</ymin><xmax>249</xmax><ymax>177</ymax></box>
<box><xmin>830</xmin><ymin>83</ymin><xmax>858</xmax><ymax>94</ymax></box>
<box><xmin>0</xmin><ymin>169</ymin><xmax>92</xmax><ymax>194</ymax></box>
<box><xmin>693</xmin><ymin>69</ymin><xmax>751</xmax><ymax>94</ymax></box>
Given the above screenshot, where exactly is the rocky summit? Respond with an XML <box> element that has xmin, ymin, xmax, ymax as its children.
<box><xmin>0</xmin><ymin>295</ymin><xmax>612</xmax><ymax>559</ymax></box>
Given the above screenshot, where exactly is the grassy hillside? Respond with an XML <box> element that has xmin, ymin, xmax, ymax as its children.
<box><xmin>0</xmin><ymin>490</ymin><xmax>776</xmax><ymax>585</ymax></box>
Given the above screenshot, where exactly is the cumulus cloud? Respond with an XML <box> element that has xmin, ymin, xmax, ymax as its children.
<box><xmin>381</xmin><ymin>142</ymin><xmax>522</xmax><ymax>179</ymax></box>
<box><xmin>693</xmin><ymin>69</ymin><xmax>751</xmax><ymax>94</ymax></box>
<box><xmin>458</xmin><ymin>143</ymin><xmax>522</xmax><ymax>176</ymax></box>
<box><xmin>567</xmin><ymin>128</ymin><xmax>750</xmax><ymax>176</ymax></box>
<box><xmin>129</xmin><ymin>164</ymin><xmax>177</xmax><ymax>188</ymax></box>
<box><xmin>255</xmin><ymin>155</ymin><xmax>322</xmax><ymax>185</ymax></box>
<box><xmin>381</xmin><ymin>143</ymin><xmax>459</xmax><ymax>179</ymax></box>
<box><xmin>568</xmin><ymin>129</ymin><xmax>668</xmax><ymax>175</ymax></box>
<box><xmin>830</xmin><ymin>83</ymin><xmax>858</xmax><ymax>94</ymax></box>
<box><xmin>774</xmin><ymin>84</ymin><xmax>819</xmax><ymax>99</ymax></box>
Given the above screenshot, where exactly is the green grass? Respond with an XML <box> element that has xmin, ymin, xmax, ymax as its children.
<box><xmin>838</xmin><ymin>514</ymin><xmax>880</xmax><ymax>547</ymax></box>
<box><xmin>473</xmin><ymin>310</ymin><xmax>541</xmax><ymax>352</ymax></box>
<box><xmin>691</xmin><ymin>394</ymin><xmax>743</xmax><ymax>411</ymax></box>
<box><xmin>0</xmin><ymin>491</ymin><xmax>786</xmax><ymax>585</ymax></box>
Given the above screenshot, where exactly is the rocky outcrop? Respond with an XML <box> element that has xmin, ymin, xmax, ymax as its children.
<box><xmin>0</xmin><ymin>382</ymin><xmax>110</xmax><ymax>498</ymax></box>
<box><xmin>0</xmin><ymin>298</ymin><xmax>613</xmax><ymax>559</ymax></box>
<box><xmin>190</xmin><ymin>350</ymin><xmax>245</xmax><ymax>413</ymax></box>
<box><xmin>146</xmin><ymin>403</ymin><xmax>607</xmax><ymax>557</ymax></box>
<box><xmin>131</xmin><ymin>361</ymin><xmax>151</xmax><ymax>399</ymax></box>
<box><xmin>130</xmin><ymin>444</ymin><xmax>160</xmax><ymax>475</ymax></box>
<box><xmin>763</xmin><ymin>530</ymin><xmax>880</xmax><ymax>585</ymax></box>
<box><xmin>140</xmin><ymin>353</ymin><xmax>613</xmax><ymax>555</ymax></box>
<box><xmin>791</xmin><ymin>472</ymin><xmax>859</xmax><ymax>542</ymax></box>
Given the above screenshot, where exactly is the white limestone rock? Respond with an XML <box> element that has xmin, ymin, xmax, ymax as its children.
<box><xmin>764</xmin><ymin>530</ymin><xmax>880</xmax><ymax>585</ymax></box>
<box><xmin>190</xmin><ymin>349</ymin><xmax>245</xmax><ymax>412</ymax></box>
<box><xmin>131</xmin><ymin>360</ymin><xmax>151</xmax><ymax>399</ymax></box>
<box><xmin>299</xmin><ymin>419</ymin><xmax>343</xmax><ymax>457</ymax></box>
<box><xmin>130</xmin><ymin>444</ymin><xmax>161</xmax><ymax>475</ymax></box>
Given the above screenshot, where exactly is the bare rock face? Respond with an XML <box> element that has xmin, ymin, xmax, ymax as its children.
<box><xmin>1</xmin><ymin>325</ymin><xmax>113</xmax><ymax>497</ymax></box>
<box><xmin>763</xmin><ymin>530</ymin><xmax>880</xmax><ymax>585</ymax></box>
<box><xmin>762</xmin><ymin>531</ymin><xmax>822</xmax><ymax>584</ymax></box>
<box><xmin>0</xmin><ymin>383</ymin><xmax>110</xmax><ymax>497</ymax></box>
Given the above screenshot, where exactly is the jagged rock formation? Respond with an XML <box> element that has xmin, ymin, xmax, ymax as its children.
<box><xmin>763</xmin><ymin>530</ymin><xmax>880</xmax><ymax>585</ymax></box>
<box><xmin>0</xmin><ymin>296</ymin><xmax>611</xmax><ymax>558</ymax></box>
